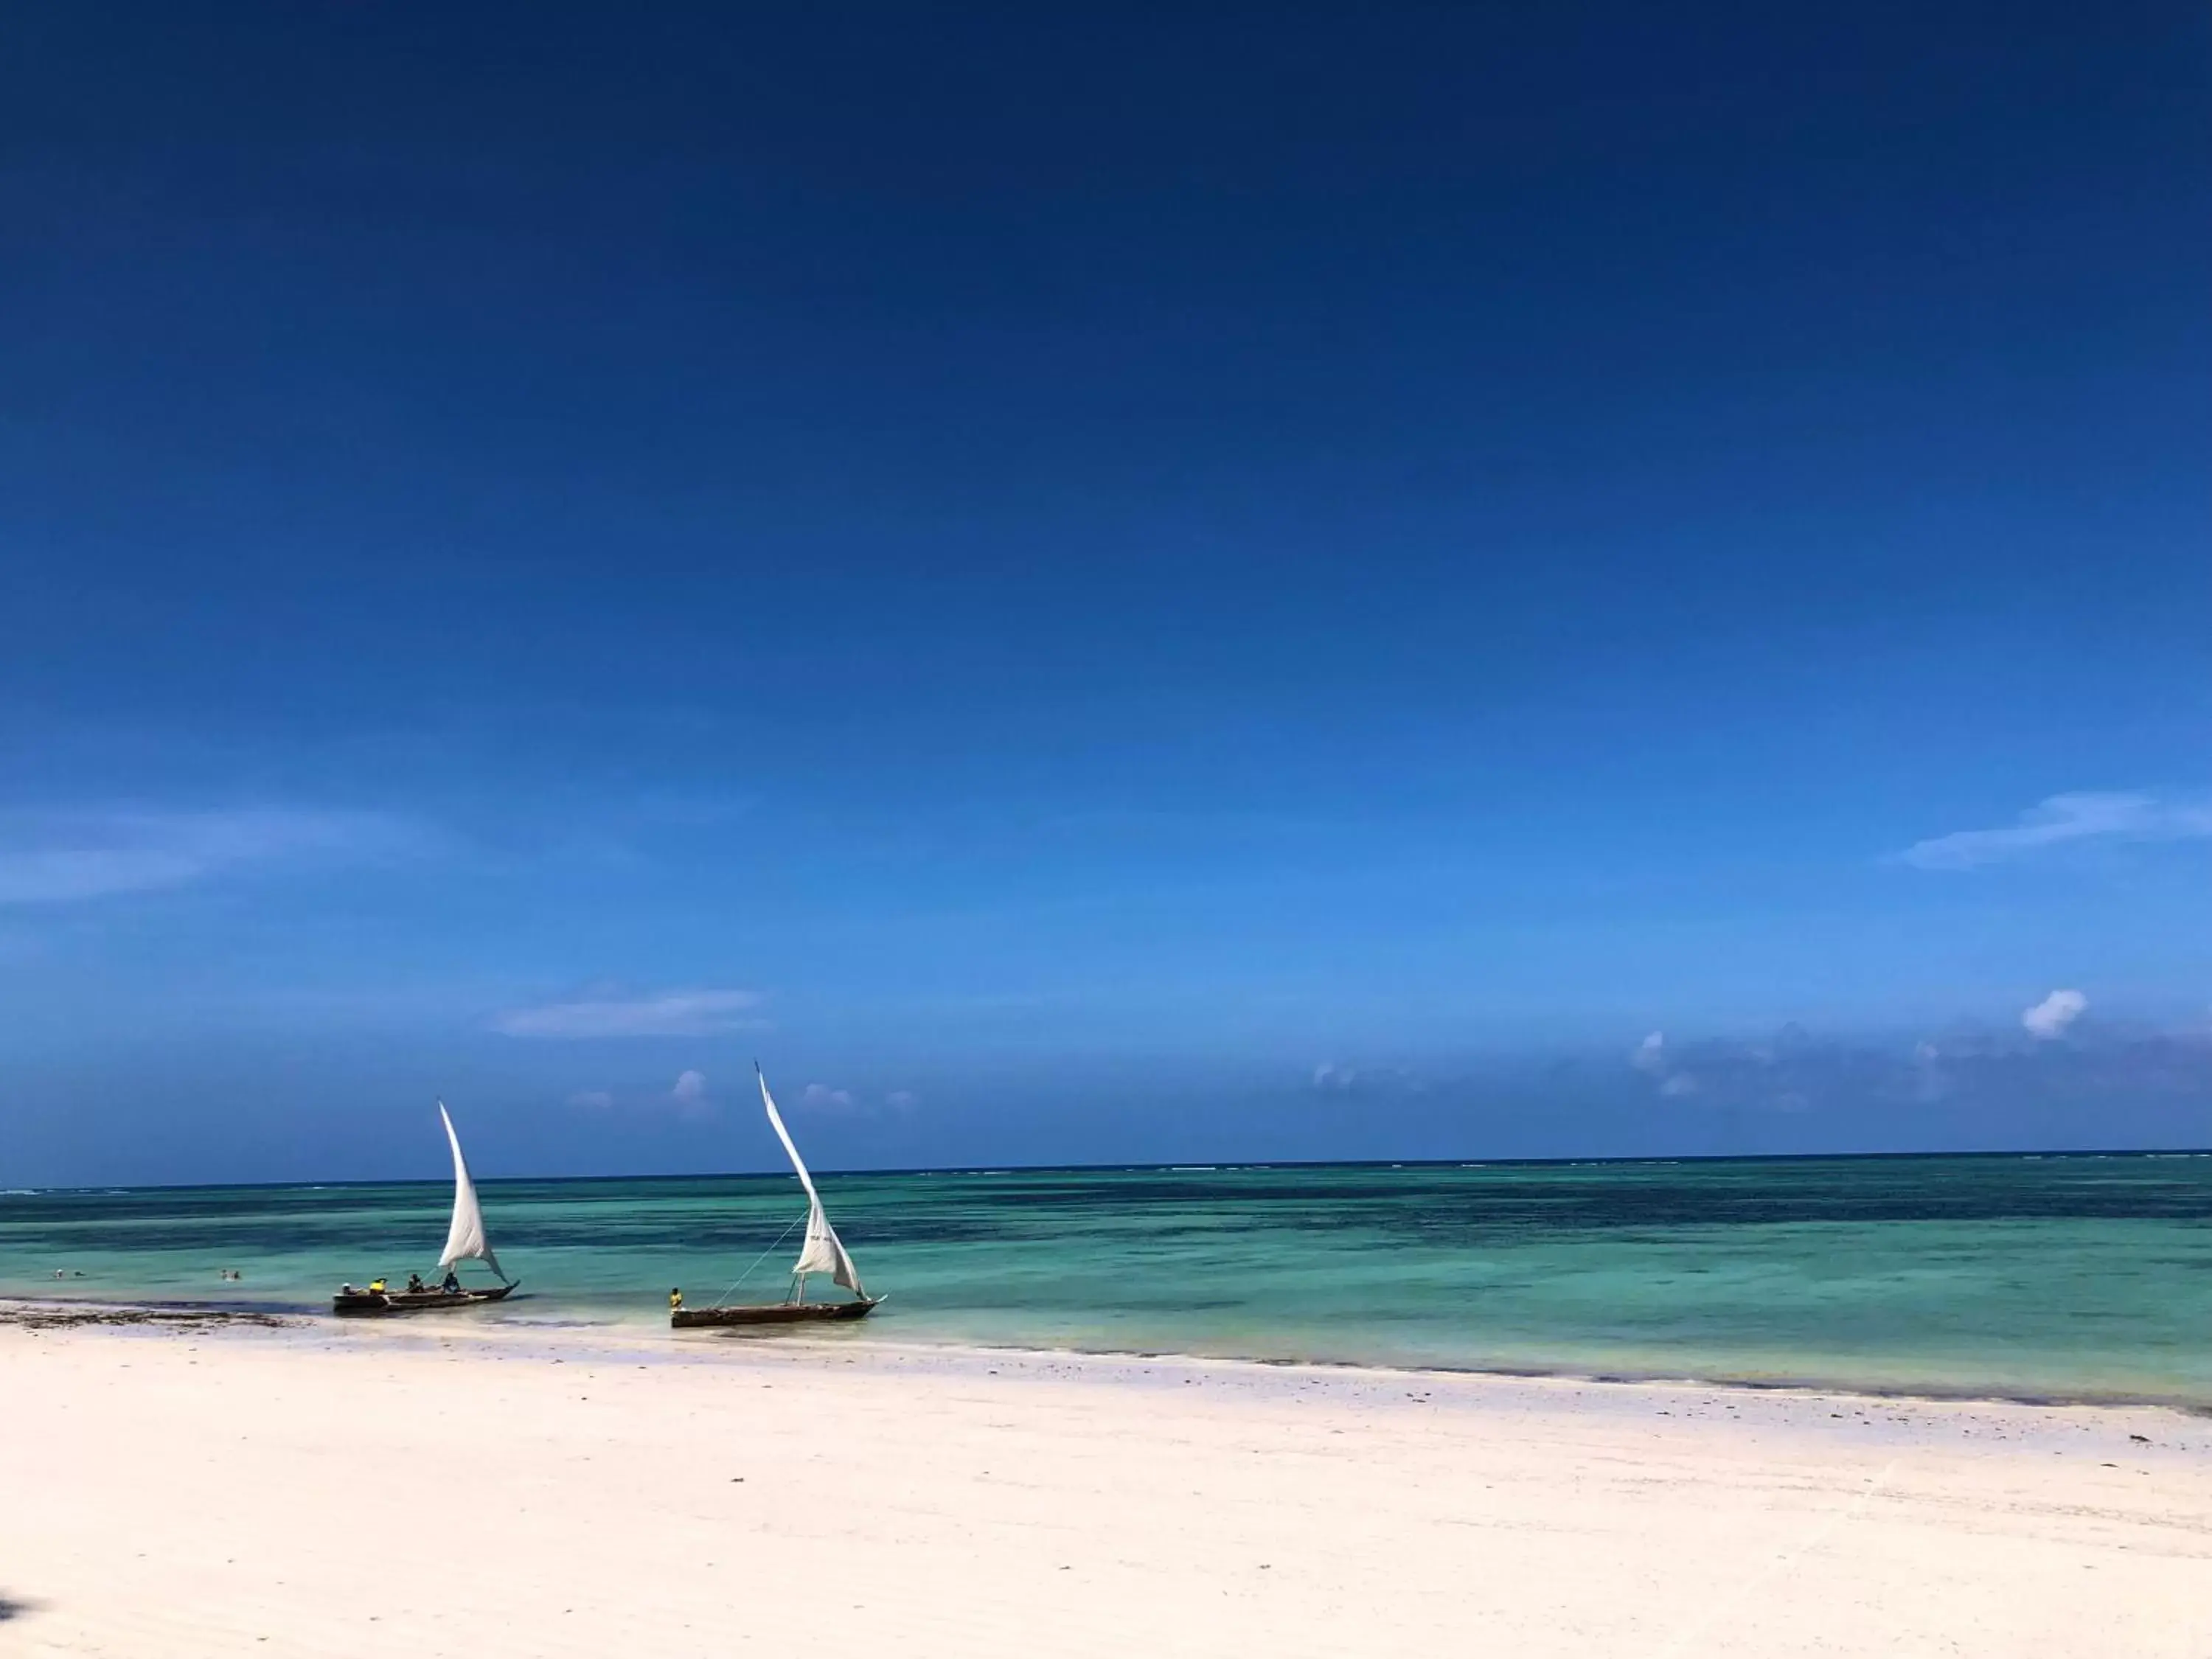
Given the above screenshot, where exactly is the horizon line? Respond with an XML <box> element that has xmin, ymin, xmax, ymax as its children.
<box><xmin>13</xmin><ymin>1143</ymin><xmax>2211</xmax><ymax>1197</ymax></box>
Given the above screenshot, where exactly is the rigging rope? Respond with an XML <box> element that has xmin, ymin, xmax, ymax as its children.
<box><xmin>713</xmin><ymin>1211</ymin><xmax>806</xmax><ymax>1308</ymax></box>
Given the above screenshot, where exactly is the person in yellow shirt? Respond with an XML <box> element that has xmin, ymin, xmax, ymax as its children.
<box><xmin>669</xmin><ymin>1287</ymin><xmax>684</xmax><ymax>1312</ymax></box>
<box><xmin>368</xmin><ymin>1278</ymin><xmax>387</xmax><ymax>1294</ymax></box>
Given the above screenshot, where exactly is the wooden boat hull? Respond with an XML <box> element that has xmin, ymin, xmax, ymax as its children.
<box><xmin>333</xmin><ymin>1283</ymin><xmax>518</xmax><ymax>1317</ymax></box>
<box><xmin>672</xmin><ymin>1297</ymin><xmax>880</xmax><ymax>1329</ymax></box>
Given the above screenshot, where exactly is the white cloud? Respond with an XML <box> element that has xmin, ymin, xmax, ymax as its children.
<box><xmin>0</xmin><ymin>807</ymin><xmax>422</xmax><ymax>905</ymax></box>
<box><xmin>1309</xmin><ymin>1062</ymin><xmax>1430</xmax><ymax>1096</ymax></box>
<box><xmin>492</xmin><ymin>987</ymin><xmax>763</xmax><ymax>1039</ymax></box>
<box><xmin>1899</xmin><ymin>792</ymin><xmax>2212</xmax><ymax>872</ymax></box>
<box><xmin>1632</xmin><ymin>1030</ymin><xmax>1707</xmax><ymax>1099</ymax></box>
<box><xmin>671</xmin><ymin>1069</ymin><xmax>709</xmax><ymax>1102</ymax></box>
<box><xmin>1604</xmin><ymin>1018</ymin><xmax>2212</xmax><ymax>1121</ymax></box>
<box><xmin>2022</xmin><ymin>989</ymin><xmax>2087</xmax><ymax>1040</ymax></box>
<box><xmin>801</xmin><ymin>1082</ymin><xmax>855</xmax><ymax>1111</ymax></box>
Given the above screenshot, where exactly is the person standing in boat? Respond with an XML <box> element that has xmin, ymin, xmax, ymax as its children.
<box><xmin>669</xmin><ymin>1287</ymin><xmax>683</xmax><ymax>1312</ymax></box>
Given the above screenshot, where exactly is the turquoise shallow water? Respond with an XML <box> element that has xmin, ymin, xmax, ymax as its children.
<box><xmin>5</xmin><ymin>1153</ymin><xmax>2211</xmax><ymax>1408</ymax></box>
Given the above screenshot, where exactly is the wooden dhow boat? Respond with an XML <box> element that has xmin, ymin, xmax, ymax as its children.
<box><xmin>333</xmin><ymin>1102</ymin><xmax>519</xmax><ymax>1316</ymax></box>
<box><xmin>672</xmin><ymin>1067</ymin><xmax>880</xmax><ymax>1328</ymax></box>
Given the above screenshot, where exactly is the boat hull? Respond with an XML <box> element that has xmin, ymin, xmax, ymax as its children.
<box><xmin>333</xmin><ymin>1283</ymin><xmax>518</xmax><ymax>1317</ymax></box>
<box><xmin>672</xmin><ymin>1297</ymin><xmax>880</xmax><ymax>1329</ymax></box>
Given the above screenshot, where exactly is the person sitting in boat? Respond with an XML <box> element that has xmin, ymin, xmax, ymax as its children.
<box><xmin>406</xmin><ymin>1273</ymin><xmax>426</xmax><ymax>1294</ymax></box>
<box><xmin>441</xmin><ymin>1270</ymin><xmax>460</xmax><ymax>1294</ymax></box>
<box><xmin>669</xmin><ymin>1287</ymin><xmax>683</xmax><ymax>1311</ymax></box>
<box><xmin>368</xmin><ymin>1278</ymin><xmax>387</xmax><ymax>1295</ymax></box>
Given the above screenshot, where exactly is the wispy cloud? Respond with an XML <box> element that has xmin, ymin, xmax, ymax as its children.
<box><xmin>561</xmin><ymin>1079</ymin><xmax>734</xmax><ymax>1117</ymax></box>
<box><xmin>1898</xmin><ymin>792</ymin><xmax>2212</xmax><ymax>872</ymax></box>
<box><xmin>491</xmin><ymin>987</ymin><xmax>764</xmax><ymax>1039</ymax></box>
<box><xmin>1628</xmin><ymin>1024</ymin><xmax>1888</xmax><ymax>1113</ymax></box>
<box><xmin>801</xmin><ymin>1082</ymin><xmax>855</xmax><ymax>1111</ymax></box>
<box><xmin>1310</xmin><ymin>1062</ymin><xmax>1427</xmax><ymax>1096</ymax></box>
<box><xmin>1630</xmin><ymin>1031</ymin><xmax>1699</xmax><ymax>1096</ymax></box>
<box><xmin>2022</xmin><ymin>989</ymin><xmax>2087</xmax><ymax>1040</ymax></box>
<box><xmin>1625</xmin><ymin>1012</ymin><xmax>2212</xmax><ymax>1117</ymax></box>
<box><xmin>0</xmin><ymin>807</ymin><xmax>423</xmax><ymax>905</ymax></box>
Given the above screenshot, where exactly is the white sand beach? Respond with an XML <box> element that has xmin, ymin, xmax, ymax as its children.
<box><xmin>3</xmin><ymin>1312</ymin><xmax>2209</xmax><ymax>1658</ymax></box>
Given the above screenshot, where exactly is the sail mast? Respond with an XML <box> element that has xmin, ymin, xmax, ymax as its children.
<box><xmin>436</xmin><ymin>1101</ymin><xmax>507</xmax><ymax>1284</ymax></box>
<box><xmin>757</xmin><ymin>1065</ymin><xmax>863</xmax><ymax>1297</ymax></box>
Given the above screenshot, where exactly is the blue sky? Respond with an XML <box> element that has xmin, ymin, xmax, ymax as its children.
<box><xmin>3</xmin><ymin>4</ymin><xmax>2210</xmax><ymax>1183</ymax></box>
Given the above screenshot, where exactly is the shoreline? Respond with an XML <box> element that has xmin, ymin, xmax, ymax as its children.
<box><xmin>12</xmin><ymin>1155</ymin><xmax>2208</xmax><ymax>1433</ymax></box>
<box><xmin>7</xmin><ymin>1290</ymin><xmax>2211</xmax><ymax>1425</ymax></box>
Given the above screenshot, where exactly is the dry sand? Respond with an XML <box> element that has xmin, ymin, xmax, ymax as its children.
<box><xmin>3</xmin><ymin>1311</ymin><xmax>2209</xmax><ymax>1657</ymax></box>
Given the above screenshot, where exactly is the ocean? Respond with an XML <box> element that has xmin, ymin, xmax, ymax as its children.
<box><xmin>5</xmin><ymin>1152</ymin><xmax>2210</xmax><ymax>1408</ymax></box>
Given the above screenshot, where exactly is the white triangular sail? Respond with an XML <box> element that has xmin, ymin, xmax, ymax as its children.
<box><xmin>758</xmin><ymin>1069</ymin><xmax>863</xmax><ymax>1296</ymax></box>
<box><xmin>437</xmin><ymin>1102</ymin><xmax>507</xmax><ymax>1283</ymax></box>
